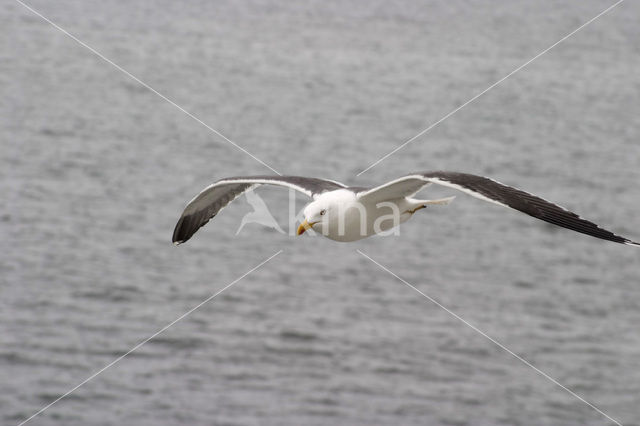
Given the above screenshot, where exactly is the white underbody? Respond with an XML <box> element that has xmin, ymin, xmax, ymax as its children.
<box><xmin>305</xmin><ymin>189</ymin><xmax>454</xmax><ymax>242</ymax></box>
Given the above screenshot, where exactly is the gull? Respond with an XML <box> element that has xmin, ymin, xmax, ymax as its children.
<box><xmin>172</xmin><ymin>172</ymin><xmax>638</xmax><ymax>246</ymax></box>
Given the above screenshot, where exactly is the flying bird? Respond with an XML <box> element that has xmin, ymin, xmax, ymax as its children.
<box><xmin>172</xmin><ymin>172</ymin><xmax>639</xmax><ymax>246</ymax></box>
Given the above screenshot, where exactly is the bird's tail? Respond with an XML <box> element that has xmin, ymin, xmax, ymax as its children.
<box><xmin>411</xmin><ymin>196</ymin><xmax>456</xmax><ymax>207</ymax></box>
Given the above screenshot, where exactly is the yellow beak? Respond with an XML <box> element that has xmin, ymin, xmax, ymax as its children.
<box><xmin>297</xmin><ymin>219</ymin><xmax>315</xmax><ymax>235</ymax></box>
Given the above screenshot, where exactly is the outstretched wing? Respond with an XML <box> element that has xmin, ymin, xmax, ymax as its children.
<box><xmin>173</xmin><ymin>175</ymin><xmax>346</xmax><ymax>244</ymax></box>
<box><xmin>358</xmin><ymin>171</ymin><xmax>639</xmax><ymax>247</ymax></box>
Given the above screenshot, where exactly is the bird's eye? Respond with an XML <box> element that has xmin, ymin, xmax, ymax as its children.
<box><xmin>320</xmin><ymin>209</ymin><xmax>326</xmax><ymax>216</ymax></box>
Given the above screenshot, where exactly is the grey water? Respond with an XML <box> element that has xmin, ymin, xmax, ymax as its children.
<box><xmin>2</xmin><ymin>0</ymin><xmax>640</xmax><ymax>425</ymax></box>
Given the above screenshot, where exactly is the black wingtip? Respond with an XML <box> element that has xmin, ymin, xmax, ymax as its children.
<box><xmin>172</xmin><ymin>213</ymin><xmax>211</xmax><ymax>245</ymax></box>
<box><xmin>172</xmin><ymin>216</ymin><xmax>191</xmax><ymax>245</ymax></box>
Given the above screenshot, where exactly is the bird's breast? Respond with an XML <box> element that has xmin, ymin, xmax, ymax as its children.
<box><xmin>322</xmin><ymin>198</ymin><xmax>412</xmax><ymax>242</ymax></box>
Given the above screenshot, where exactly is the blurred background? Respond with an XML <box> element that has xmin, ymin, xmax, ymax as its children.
<box><xmin>2</xmin><ymin>0</ymin><xmax>640</xmax><ymax>425</ymax></box>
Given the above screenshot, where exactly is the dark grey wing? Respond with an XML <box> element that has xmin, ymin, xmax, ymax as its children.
<box><xmin>172</xmin><ymin>175</ymin><xmax>346</xmax><ymax>244</ymax></box>
<box><xmin>360</xmin><ymin>171</ymin><xmax>639</xmax><ymax>247</ymax></box>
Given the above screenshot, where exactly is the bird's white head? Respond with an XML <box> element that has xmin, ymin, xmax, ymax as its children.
<box><xmin>297</xmin><ymin>189</ymin><xmax>356</xmax><ymax>237</ymax></box>
<box><xmin>297</xmin><ymin>199</ymin><xmax>330</xmax><ymax>236</ymax></box>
